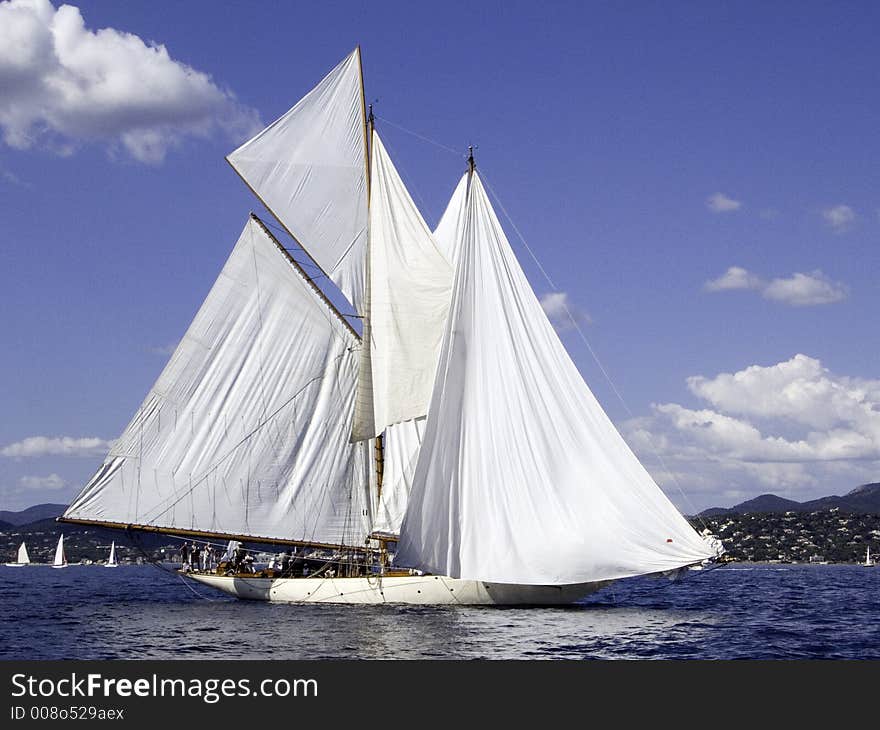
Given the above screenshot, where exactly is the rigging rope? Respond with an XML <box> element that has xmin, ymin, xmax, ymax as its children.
<box><xmin>375</xmin><ymin>115</ymin><xmax>464</xmax><ymax>158</ymax></box>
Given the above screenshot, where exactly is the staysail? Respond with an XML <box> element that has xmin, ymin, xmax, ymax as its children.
<box><xmin>352</xmin><ymin>131</ymin><xmax>452</xmax><ymax>440</ymax></box>
<box><xmin>395</xmin><ymin>171</ymin><xmax>717</xmax><ymax>584</ymax></box>
<box><xmin>227</xmin><ymin>48</ymin><xmax>369</xmax><ymax>313</ymax></box>
<box><xmin>372</xmin><ymin>419</ymin><xmax>425</xmax><ymax>535</ymax></box>
<box><xmin>63</xmin><ymin>216</ymin><xmax>372</xmax><ymax>547</ymax></box>
<box><xmin>432</xmin><ymin>173</ymin><xmax>468</xmax><ymax>265</ymax></box>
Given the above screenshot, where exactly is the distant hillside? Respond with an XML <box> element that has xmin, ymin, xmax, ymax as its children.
<box><xmin>700</xmin><ymin>482</ymin><xmax>880</xmax><ymax>516</ymax></box>
<box><xmin>0</xmin><ymin>503</ymin><xmax>67</xmax><ymax>526</ymax></box>
<box><xmin>0</xmin><ymin>520</ymin><xmax>12</xmax><ymax>530</ymax></box>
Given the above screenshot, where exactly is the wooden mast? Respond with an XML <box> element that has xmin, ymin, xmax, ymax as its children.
<box><xmin>357</xmin><ymin>47</ymin><xmax>385</xmax><ymax>504</ymax></box>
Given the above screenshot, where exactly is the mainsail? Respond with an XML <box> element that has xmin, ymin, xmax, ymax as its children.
<box><xmin>17</xmin><ymin>542</ymin><xmax>29</xmax><ymax>564</ymax></box>
<box><xmin>227</xmin><ymin>48</ymin><xmax>369</xmax><ymax>313</ymax></box>
<box><xmin>64</xmin><ymin>216</ymin><xmax>372</xmax><ymax>547</ymax></box>
<box><xmin>395</xmin><ymin>171</ymin><xmax>717</xmax><ymax>584</ymax></box>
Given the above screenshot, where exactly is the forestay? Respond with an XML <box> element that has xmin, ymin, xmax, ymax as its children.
<box><xmin>64</xmin><ymin>218</ymin><xmax>372</xmax><ymax>546</ymax></box>
<box><xmin>396</xmin><ymin>172</ymin><xmax>717</xmax><ymax>584</ymax></box>
<box><xmin>227</xmin><ymin>48</ymin><xmax>369</xmax><ymax>313</ymax></box>
<box><xmin>352</xmin><ymin>131</ymin><xmax>452</xmax><ymax>439</ymax></box>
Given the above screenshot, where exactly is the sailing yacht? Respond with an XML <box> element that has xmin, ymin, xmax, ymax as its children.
<box><xmin>51</xmin><ymin>535</ymin><xmax>67</xmax><ymax>569</ymax></box>
<box><xmin>5</xmin><ymin>542</ymin><xmax>30</xmax><ymax>567</ymax></box>
<box><xmin>861</xmin><ymin>547</ymin><xmax>876</xmax><ymax>567</ymax></box>
<box><xmin>105</xmin><ymin>541</ymin><xmax>118</xmax><ymax>568</ymax></box>
<box><xmin>60</xmin><ymin>48</ymin><xmax>723</xmax><ymax>604</ymax></box>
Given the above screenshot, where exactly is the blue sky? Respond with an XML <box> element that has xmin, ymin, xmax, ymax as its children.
<box><xmin>1</xmin><ymin>0</ymin><xmax>878</xmax><ymax>513</ymax></box>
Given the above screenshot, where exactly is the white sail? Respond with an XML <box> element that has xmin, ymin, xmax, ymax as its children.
<box><xmin>352</xmin><ymin>131</ymin><xmax>452</xmax><ymax>439</ymax></box>
<box><xmin>395</xmin><ymin>172</ymin><xmax>717</xmax><ymax>585</ymax></box>
<box><xmin>432</xmin><ymin>173</ymin><xmax>468</xmax><ymax>265</ymax></box>
<box><xmin>107</xmin><ymin>541</ymin><xmax>117</xmax><ymax>567</ymax></box>
<box><xmin>64</xmin><ymin>217</ymin><xmax>373</xmax><ymax>546</ymax></box>
<box><xmin>372</xmin><ymin>419</ymin><xmax>425</xmax><ymax>535</ymax></box>
<box><xmin>53</xmin><ymin>535</ymin><xmax>66</xmax><ymax>567</ymax></box>
<box><xmin>227</xmin><ymin>48</ymin><xmax>368</xmax><ymax>313</ymax></box>
<box><xmin>17</xmin><ymin>542</ymin><xmax>29</xmax><ymax>564</ymax></box>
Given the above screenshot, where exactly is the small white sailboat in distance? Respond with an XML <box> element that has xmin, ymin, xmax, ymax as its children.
<box><xmin>861</xmin><ymin>546</ymin><xmax>876</xmax><ymax>567</ymax></box>
<box><xmin>105</xmin><ymin>541</ymin><xmax>118</xmax><ymax>568</ymax></box>
<box><xmin>51</xmin><ymin>534</ymin><xmax>68</xmax><ymax>569</ymax></box>
<box><xmin>5</xmin><ymin>542</ymin><xmax>30</xmax><ymax>567</ymax></box>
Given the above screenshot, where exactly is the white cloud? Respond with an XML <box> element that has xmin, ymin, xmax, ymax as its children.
<box><xmin>624</xmin><ymin>355</ymin><xmax>880</xmax><ymax>507</ymax></box>
<box><xmin>1</xmin><ymin>435</ymin><xmax>112</xmax><ymax>458</ymax></box>
<box><xmin>540</xmin><ymin>291</ymin><xmax>591</xmax><ymax>331</ymax></box>
<box><xmin>18</xmin><ymin>473</ymin><xmax>66</xmax><ymax>489</ymax></box>
<box><xmin>0</xmin><ymin>0</ymin><xmax>261</xmax><ymax>163</ymax></box>
<box><xmin>822</xmin><ymin>204</ymin><xmax>855</xmax><ymax>233</ymax></box>
<box><xmin>762</xmin><ymin>271</ymin><xmax>847</xmax><ymax>306</ymax></box>
<box><xmin>703</xmin><ymin>266</ymin><xmax>762</xmax><ymax>292</ymax></box>
<box><xmin>704</xmin><ymin>267</ymin><xmax>846</xmax><ymax>306</ymax></box>
<box><xmin>706</xmin><ymin>192</ymin><xmax>742</xmax><ymax>213</ymax></box>
<box><xmin>686</xmin><ymin>354</ymin><xmax>879</xmax><ymax>432</ymax></box>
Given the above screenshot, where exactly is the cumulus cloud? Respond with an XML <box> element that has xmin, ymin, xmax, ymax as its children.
<box><xmin>1</xmin><ymin>435</ymin><xmax>112</xmax><ymax>458</ymax></box>
<box><xmin>704</xmin><ymin>266</ymin><xmax>846</xmax><ymax>306</ymax></box>
<box><xmin>624</xmin><ymin>355</ymin><xmax>880</xmax><ymax>506</ymax></box>
<box><xmin>0</xmin><ymin>0</ymin><xmax>260</xmax><ymax>162</ymax></box>
<box><xmin>706</xmin><ymin>192</ymin><xmax>742</xmax><ymax>213</ymax></box>
<box><xmin>762</xmin><ymin>271</ymin><xmax>848</xmax><ymax>306</ymax></box>
<box><xmin>18</xmin><ymin>473</ymin><xmax>66</xmax><ymax>489</ymax></box>
<box><xmin>822</xmin><ymin>204</ymin><xmax>855</xmax><ymax>233</ymax></box>
<box><xmin>704</xmin><ymin>266</ymin><xmax>762</xmax><ymax>292</ymax></box>
<box><xmin>540</xmin><ymin>291</ymin><xmax>591</xmax><ymax>331</ymax></box>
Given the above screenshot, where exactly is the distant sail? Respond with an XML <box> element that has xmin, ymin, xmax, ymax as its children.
<box><xmin>396</xmin><ymin>172</ymin><xmax>717</xmax><ymax>584</ymax></box>
<box><xmin>17</xmin><ymin>542</ymin><xmax>29</xmax><ymax>564</ymax></box>
<box><xmin>53</xmin><ymin>535</ymin><xmax>66</xmax><ymax>567</ymax></box>
<box><xmin>64</xmin><ymin>217</ymin><xmax>373</xmax><ymax>546</ymax></box>
<box><xmin>227</xmin><ymin>48</ymin><xmax>369</xmax><ymax>313</ymax></box>
<box><xmin>352</xmin><ymin>131</ymin><xmax>452</xmax><ymax>439</ymax></box>
<box><xmin>107</xmin><ymin>541</ymin><xmax>117</xmax><ymax>567</ymax></box>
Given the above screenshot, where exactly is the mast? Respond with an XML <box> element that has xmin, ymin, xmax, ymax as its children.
<box><xmin>465</xmin><ymin>145</ymin><xmax>476</xmax><ymax>201</ymax></box>
<box><xmin>358</xmin><ymin>48</ymin><xmax>385</xmax><ymax>501</ymax></box>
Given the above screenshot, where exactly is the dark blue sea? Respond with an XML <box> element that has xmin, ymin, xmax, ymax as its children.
<box><xmin>1</xmin><ymin>563</ymin><xmax>877</xmax><ymax>659</ymax></box>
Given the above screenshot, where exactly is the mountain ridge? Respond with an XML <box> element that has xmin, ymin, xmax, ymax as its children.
<box><xmin>700</xmin><ymin>482</ymin><xmax>880</xmax><ymax>516</ymax></box>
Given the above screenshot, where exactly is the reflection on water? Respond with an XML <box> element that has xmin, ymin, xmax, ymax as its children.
<box><xmin>1</xmin><ymin>563</ymin><xmax>877</xmax><ymax>659</ymax></box>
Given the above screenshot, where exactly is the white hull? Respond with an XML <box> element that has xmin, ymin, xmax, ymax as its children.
<box><xmin>51</xmin><ymin>565</ymin><xmax>68</xmax><ymax>569</ymax></box>
<box><xmin>189</xmin><ymin>572</ymin><xmax>609</xmax><ymax>605</ymax></box>
<box><xmin>4</xmin><ymin>563</ymin><xmax>28</xmax><ymax>567</ymax></box>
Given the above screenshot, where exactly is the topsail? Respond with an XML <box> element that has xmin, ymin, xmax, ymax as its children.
<box><xmin>227</xmin><ymin>48</ymin><xmax>369</xmax><ymax>314</ymax></box>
